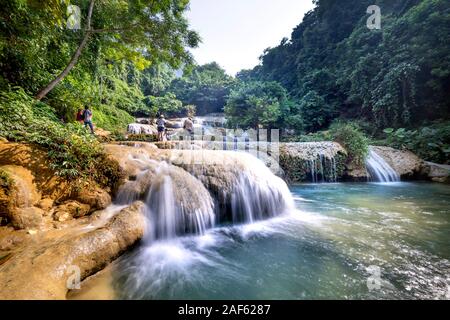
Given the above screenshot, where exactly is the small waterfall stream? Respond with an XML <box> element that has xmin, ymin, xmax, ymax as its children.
<box><xmin>113</xmin><ymin>147</ymin><xmax>294</xmax><ymax>241</ymax></box>
<box><xmin>365</xmin><ymin>149</ymin><xmax>400</xmax><ymax>182</ymax></box>
<box><xmin>307</xmin><ymin>155</ymin><xmax>339</xmax><ymax>183</ymax></box>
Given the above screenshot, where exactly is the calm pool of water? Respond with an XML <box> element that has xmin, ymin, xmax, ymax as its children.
<box><xmin>112</xmin><ymin>182</ymin><xmax>450</xmax><ymax>300</ymax></box>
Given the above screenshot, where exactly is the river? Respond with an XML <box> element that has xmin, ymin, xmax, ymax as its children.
<box><xmin>108</xmin><ymin>182</ymin><xmax>450</xmax><ymax>300</ymax></box>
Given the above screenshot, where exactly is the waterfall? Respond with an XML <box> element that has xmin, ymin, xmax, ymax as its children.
<box><xmin>114</xmin><ymin>152</ymin><xmax>215</xmax><ymax>241</ymax></box>
<box><xmin>307</xmin><ymin>155</ymin><xmax>339</xmax><ymax>183</ymax></box>
<box><xmin>110</xmin><ymin>144</ymin><xmax>294</xmax><ymax>241</ymax></box>
<box><xmin>365</xmin><ymin>149</ymin><xmax>400</xmax><ymax>182</ymax></box>
<box><xmin>170</xmin><ymin>150</ymin><xmax>294</xmax><ymax>225</ymax></box>
<box><xmin>144</xmin><ymin>163</ymin><xmax>215</xmax><ymax>241</ymax></box>
<box><xmin>127</xmin><ymin>123</ymin><xmax>155</xmax><ymax>135</ymax></box>
<box><xmin>230</xmin><ymin>154</ymin><xmax>294</xmax><ymax>223</ymax></box>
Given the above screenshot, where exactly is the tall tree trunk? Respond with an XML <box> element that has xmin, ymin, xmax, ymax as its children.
<box><xmin>35</xmin><ymin>0</ymin><xmax>95</xmax><ymax>101</ymax></box>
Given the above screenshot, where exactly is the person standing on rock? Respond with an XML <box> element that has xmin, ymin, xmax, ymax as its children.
<box><xmin>157</xmin><ymin>114</ymin><xmax>166</xmax><ymax>141</ymax></box>
<box><xmin>83</xmin><ymin>105</ymin><xmax>95</xmax><ymax>134</ymax></box>
<box><xmin>183</xmin><ymin>117</ymin><xmax>194</xmax><ymax>140</ymax></box>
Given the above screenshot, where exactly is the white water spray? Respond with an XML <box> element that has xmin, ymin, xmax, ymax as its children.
<box><xmin>365</xmin><ymin>149</ymin><xmax>400</xmax><ymax>182</ymax></box>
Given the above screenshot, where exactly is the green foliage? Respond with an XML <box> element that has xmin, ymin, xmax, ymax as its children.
<box><xmin>298</xmin><ymin>91</ymin><xmax>334</xmax><ymax>132</ymax></box>
<box><xmin>244</xmin><ymin>0</ymin><xmax>450</xmax><ymax>131</ymax></box>
<box><xmin>0</xmin><ymin>88</ymin><xmax>121</xmax><ymax>187</ymax></box>
<box><xmin>382</xmin><ymin>122</ymin><xmax>450</xmax><ymax>164</ymax></box>
<box><xmin>91</xmin><ymin>104</ymin><xmax>134</xmax><ymax>133</ymax></box>
<box><xmin>284</xmin><ymin>121</ymin><xmax>370</xmax><ymax>167</ymax></box>
<box><xmin>329</xmin><ymin>121</ymin><xmax>369</xmax><ymax>167</ymax></box>
<box><xmin>225</xmin><ymin>81</ymin><xmax>287</xmax><ymax>129</ymax></box>
<box><xmin>169</xmin><ymin>62</ymin><xmax>236</xmax><ymax>115</ymax></box>
<box><xmin>144</xmin><ymin>93</ymin><xmax>184</xmax><ymax>117</ymax></box>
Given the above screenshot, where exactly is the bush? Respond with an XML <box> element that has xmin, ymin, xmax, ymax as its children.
<box><xmin>329</xmin><ymin>121</ymin><xmax>369</xmax><ymax>167</ymax></box>
<box><xmin>92</xmin><ymin>104</ymin><xmax>134</xmax><ymax>132</ymax></box>
<box><xmin>382</xmin><ymin>122</ymin><xmax>450</xmax><ymax>164</ymax></box>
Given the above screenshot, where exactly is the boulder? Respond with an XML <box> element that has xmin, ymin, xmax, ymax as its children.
<box><xmin>37</xmin><ymin>198</ymin><xmax>54</xmax><ymax>211</ymax></box>
<box><xmin>279</xmin><ymin>142</ymin><xmax>348</xmax><ymax>182</ymax></box>
<box><xmin>9</xmin><ymin>207</ymin><xmax>44</xmax><ymax>230</ymax></box>
<box><xmin>0</xmin><ymin>165</ymin><xmax>41</xmax><ymax>208</ymax></box>
<box><xmin>370</xmin><ymin>146</ymin><xmax>424</xmax><ymax>179</ymax></box>
<box><xmin>0</xmin><ymin>165</ymin><xmax>45</xmax><ymax>229</ymax></box>
<box><xmin>422</xmin><ymin>162</ymin><xmax>450</xmax><ymax>183</ymax></box>
<box><xmin>74</xmin><ymin>186</ymin><xmax>111</xmax><ymax>212</ymax></box>
<box><xmin>0</xmin><ymin>142</ymin><xmax>71</xmax><ymax>201</ymax></box>
<box><xmin>53</xmin><ymin>201</ymin><xmax>91</xmax><ymax>221</ymax></box>
<box><xmin>0</xmin><ymin>202</ymin><xmax>146</xmax><ymax>300</ymax></box>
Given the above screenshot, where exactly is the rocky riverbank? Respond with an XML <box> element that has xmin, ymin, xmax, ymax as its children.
<box><xmin>0</xmin><ymin>141</ymin><xmax>146</xmax><ymax>299</ymax></box>
<box><xmin>0</xmin><ymin>139</ymin><xmax>447</xmax><ymax>299</ymax></box>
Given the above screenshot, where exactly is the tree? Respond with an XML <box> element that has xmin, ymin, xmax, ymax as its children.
<box><xmin>240</xmin><ymin>0</ymin><xmax>450</xmax><ymax>132</ymax></box>
<box><xmin>144</xmin><ymin>93</ymin><xmax>183</xmax><ymax>117</ymax></box>
<box><xmin>298</xmin><ymin>91</ymin><xmax>332</xmax><ymax>132</ymax></box>
<box><xmin>35</xmin><ymin>0</ymin><xmax>200</xmax><ymax>100</ymax></box>
<box><xmin>169</xmin><ymin>62</ymin><xmax>235</xmax><ymax>114</ymax></box>
<box><xmin>224</xmin><ymin>81</ymin><xmax>288</xmax><ymax>129</ymax></box>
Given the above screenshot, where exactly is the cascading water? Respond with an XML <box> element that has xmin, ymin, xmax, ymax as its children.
<box><xmin>114</xmin><ymin>151</ymin><xmax>215</xmax><ymax>241</ymax></box>
<box><xmin>170</xmin><ymin>150</ymin><xmax>294</xmax><ymax>225</ymax></box>
<box><xmin>307</xmin><ymin>154</ymin><xmax>339</xmax><ymax>183</ymax></box>
<box><xmin>127</xmin><ymin>123</ymin><xmax>155</xmax><ymax>135</ymax></box>
<box><xmin>112</xmin><ymin>144</ymin><xmax>294</xmax><ymax>242</ymax></box>
<box><xmin>365</xmin><ymin>148</ymin><xmax>400</xmax><ymax>182</ymax></box>
<box><xmin>229</xmin><ymin>153</ymin><xmax>294</xmax><ymax>223</ymax></box>
<box><xmin>144</xmin><ymin>163</ymin><xmax>215</xmax><ymax>241</ymax></box>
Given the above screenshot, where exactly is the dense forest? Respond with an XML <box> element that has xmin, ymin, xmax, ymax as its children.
<box><xmin>232</xmin><ymin>0</ymin><xmax>450</xmax><ymax>163</ymax></box>
<box><xmin>0</xmin><ymin>0</ymin><xmax>449</xmax><ymax>175</ymax></box>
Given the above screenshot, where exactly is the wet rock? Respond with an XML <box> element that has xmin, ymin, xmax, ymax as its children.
<box><xmin>344</xmin><ymin>166</ymin><xmax>370</xmax><ymax>181</ymax></box>
<box><xmin>0</xmin><ymin>165</ymin><xmax>41</xmax><ymax>208</ymax></box>
<box><xmin>0</xmin><ymin>202</ymin><xmax>146</xmax><ymax>300</ymax></box>
<box><xmin>74</xmin><ymin>187</ymin><xmax>111</xmax><ymax>212</ymax></box>
<box><xmin>422</xmin><ymin>162</ymin><xmax>450</xmax><ymax>183</ymax></box>
<box><xmin>279</xmin><ymin>142</ymin><xmax>348</xmax><ymax>182</ymax></box>
<box><xmin>127</xmin><ymin>123</ymin><xmax>158</xmax><ymax>135</ymax></box>
<box><xmin>370</xmin><ymin>146</ymin><xmax>424</xmax><ymax>179</ymax></box>
<box><xmin>0</xmin><ymin>142</ymin><xmax>72</xmax><ymax>201</ymax></box>
<box><xmin>37</xmin><ymin>198</ymin><xmax>54</xmax><ymax>211</ymax></box>
<box><xmin>10</xmin><ymin>207</ymin><xmax>44</xmax><ymax>229</ymax></box>
<box><xmin>53</xmin><ymin>201</ymin><xmax>91</xmax><ymax>221</ymax></box>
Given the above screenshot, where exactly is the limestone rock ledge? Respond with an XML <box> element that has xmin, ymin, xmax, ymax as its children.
<box><xmin>0</xmin><ymin>202</ymin><xmax>145</xmax><ymax>300</ymax></box>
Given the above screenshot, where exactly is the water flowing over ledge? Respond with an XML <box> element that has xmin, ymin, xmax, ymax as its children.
<box><xmin>106</xmin><ymin>144</ymin><xmax>295</xmax><ymax>240</ymax></box>
<box><xmin>365</xmin><ymin>148</ymin><xmax>400</xmax><ymax>182</ymax></box>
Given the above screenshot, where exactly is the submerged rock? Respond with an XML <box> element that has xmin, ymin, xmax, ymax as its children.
<box><xmin>0</xmin><ymin>202</ymin><xmax>146</xmax><ymax>300</ymax></box>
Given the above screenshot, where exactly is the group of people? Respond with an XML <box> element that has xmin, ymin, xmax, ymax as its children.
<box><xmin>76</xmin><ymin>106</ymin><xmax>95</xmax><ymax>134</ymax></box>
<box><xmin>156</xmin><ymin>114</ymin><xmax>194</xmax><ymax>142</ymax></box>
<box><xmin>75</xmin><ymin>106</ymin><xmax>196</xmax><ymax>141</ymax></box>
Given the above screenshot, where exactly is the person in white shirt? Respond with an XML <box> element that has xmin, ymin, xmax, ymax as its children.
<box><xmin>156</xmin><ymin>114</ymin><xmax>166</xmax><ymax>141</ymax></box>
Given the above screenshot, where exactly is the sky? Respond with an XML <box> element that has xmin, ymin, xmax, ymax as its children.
<box><xmin>185</xmin><ymin>0</ymin><xmax>315</xmax><ymax>76</ymax></box>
